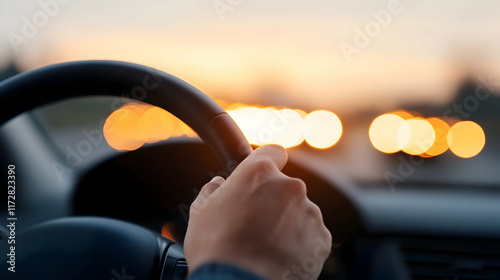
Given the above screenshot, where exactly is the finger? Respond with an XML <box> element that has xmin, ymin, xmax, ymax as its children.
<box><xmin>234</xmin><ymin>144</ymin><xmax>288</xmax><ymax>174</ymax></box>
<box><xmin>202</xmin><ymin>176</ymin><xmax>225</xmax><ymax>197</ymax></box>
<box><xmin>190</xmin><ymin>176</ymin><xmax>225</xmax><ymax>215</ymax></box>
<box><xmin>191</xmin><ymin>176</ymin><xmax>225</xmax><ymax>207</ymax></box>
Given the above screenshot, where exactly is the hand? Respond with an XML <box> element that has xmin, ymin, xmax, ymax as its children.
<box><xmin>184</xmin><ymin>145</ymin><xmax>332</xmax><ymax>280</ymax></box>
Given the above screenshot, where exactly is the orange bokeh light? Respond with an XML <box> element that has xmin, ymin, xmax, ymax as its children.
<box><xmin>103</xmin><ymin>102</ymin><xmax>196</xmax><ymax>151</ymax></box>
<box><xmin>389</xmin><ymin>110</ymin><xmax>413</xmax><ymax>120</ymax></box>
<box><xmin>447</xmin><ymin>121</ymin><xmax>485</xmax><ymax>158</ymax></box>
<box><xmin>161</xmin><ymin>223</ymin><xmax>177</xmax><ymax>242</ymax></box>
<box><xmin>137</xmin><ymin>106</ymin><xmax>175</xmax><ymax>143</ymax></box>
<box><xmin>104</xmin><ymin>102</ymin><xmax>343</xmax><ymax>151</ymax></box>
<box><xmin>103</xmin><ymin>106</ymin><xmax>144</xmax><ymax>151</ymax></box>
<box><xmin>370</xmin><ymin>111</ymin><xmax>485</xmax><ymax>159</ymax></box>
<box><xmin>397</xmin><ymin>117</ymin><xmax>435</xmax><ymax>155</ymax></box>
<box><xmin>423</xmin><ymin>117</ymin><xmax>450</xmax><ymax>157</ymax></box>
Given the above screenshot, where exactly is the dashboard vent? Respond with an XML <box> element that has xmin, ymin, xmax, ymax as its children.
<box><xmin>398</xmin><ymin>236</ymin><xmax>500</xmax><ymax>280</ymax></box>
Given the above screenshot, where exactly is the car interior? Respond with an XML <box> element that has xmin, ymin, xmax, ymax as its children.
<box><xmin>1</xmin><ymin>1</ymin><xmax>500</xmax><ymax>280</ymax></box>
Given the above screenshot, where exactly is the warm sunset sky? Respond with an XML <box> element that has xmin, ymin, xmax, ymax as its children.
<box><xmin>1</xmin><ymin>0</ymin><xmax>500</xmax><ymax>114</ymax></box>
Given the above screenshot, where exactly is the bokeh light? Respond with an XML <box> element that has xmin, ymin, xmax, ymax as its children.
<box><xmin>370</xmin><ymin>110</ymin><xmax>486</xmax><ymax>158</ymax></box>
<box><xmin>293</xmin><ymin>109</ymin><xmax>308</xmax><ymax>119</ymax></box>
<box><xmin>303</xmin><ymin>110</ymin><xmax>343</xmax><ymax>149</ymax></box>
<box><xmin>397</xmin><ymin>118</ymin><xmax>435</xmax><ymax>155</ymax></box>
<box><xmin>161</xmin><ymin>223</ymin><xmax>177</xmax><ymax>242</ymax></box>
<box><xmin>273</xmin><ymin>109</ymin><xmax>305</xmax><ymax>148</ymax></box>
<box><xmin>227</xmin><ymin>106</ymin><xmax>306</xmax><ymax>148</ymax></box>
<box><xmin>227</xmin><ymin>106</ymin><xmax>271</xmax><ymax>145</ymax></box>
<box><xmin>103</xmin><ymin>106</ymin><xmax>144</xmax><ymax>151</ymax></box>
<box><xmin>137</xmin><ymin>106</ymin><xmax>175</xmax><ymax>143</ymax></box>
<box><xmin>104</xmin><ymin>102</ymin><xmax>343</xmax><ymax>151</ymax></box>
<box><xmin>447</xmin><ymin>121</ymin><xmax>486</xmax><ymax>158</ymax></box>
<box><xmin>103</xmin><ymin>103</ymin><xmax>487</xmax><ymax>158</ymax></box>
<box><xmin>103</xmin><ymin>102</ymin><xmax>196</xmax><ymax>151</ymax></box>
<box><xmin>369</xmin><ymin>113</ymin><xmax>409</xmax><ymax>153</ymax></box>
<box><xmin>390</xmin><ymin>110</ymin><xmax>413</xmax><ymax>120</ymax></box>
<box><xmin>423</xmin><ymin>117</ymin><xmax>450</xmax><ymax>157</ymax></box>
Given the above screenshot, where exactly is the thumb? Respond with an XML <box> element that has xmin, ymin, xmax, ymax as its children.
<box><xmin>231</xmin><ymin>144</ymin><xmax>288</xmax><ymax>176</ymax></box>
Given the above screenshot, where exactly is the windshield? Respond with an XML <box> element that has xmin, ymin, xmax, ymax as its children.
<box><xmin>1</xmin><ymin>0</ymin><xmax>499</xmax><ymax>188</ymax></box>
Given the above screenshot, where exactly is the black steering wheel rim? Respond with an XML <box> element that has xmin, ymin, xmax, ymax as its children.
<box><xmin>0</xmin><ymin>60</ymin><xmax>252</xmax><ymax>175</ymax></box>
<box><xmin>0</xmin><ymin>60</ymin><xmax>253</xmax><ymax>280</ymax></box>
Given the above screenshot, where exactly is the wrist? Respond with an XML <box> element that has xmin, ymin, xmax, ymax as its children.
<box><xmin>189</xmin><ymin>263</ymin><xmax>268</xmax><ymax>280</ymax></box>
<box><xmin>188</xmin><ymin>250</ymin><xmax>287</xmax><ymax>280</ymax></box>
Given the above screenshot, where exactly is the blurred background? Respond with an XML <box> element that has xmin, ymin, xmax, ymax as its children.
<box><xmin>1</xmin><ymin>0</ymin><xmax>500</xmax><ymax>189</ymax></box>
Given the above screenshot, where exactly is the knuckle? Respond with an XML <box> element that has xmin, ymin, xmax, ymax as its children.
<box><xmin>321</xmin><ymin>227</ymin><xmax>333</xmax><ymax>249</ymax></box>
<box><xmin>286</xmin><ymin>177</ymin><xmax>307</xmax><ymax>197</ymax></box>
<box><xmin>325</xmin><ymin>228</ymin><xmax>333</xmax><ymax>244</ymax></box>
<box><xmin>306</xmin><ymin>200</ymin><xmax>323</xmax><ymax>218</ymax></box>
<box><xmin>200</xmin><ymin>182</ymin><xmax>214</xmax><ymax>194</ymax></box>
<box><xmin>245</xmin><ymin>158</ymin><xmax>277</xmax><ymax>177</ymax></box>
<box><xmin>255</xmin><ymin>158</ymin><xmax>277</xmax><ymax>172</ymax></box>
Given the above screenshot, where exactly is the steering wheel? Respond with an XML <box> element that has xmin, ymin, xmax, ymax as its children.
<box><xmin>0</xmin><ymin>61</ymin><xmax>253</xmax><ymax>280</ymax></box>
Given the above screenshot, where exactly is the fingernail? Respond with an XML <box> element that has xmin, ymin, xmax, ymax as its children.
<box><xmin>210</xmin><ymin>176</ymin><xmax>225</xmax><ymax>184</ymax></box>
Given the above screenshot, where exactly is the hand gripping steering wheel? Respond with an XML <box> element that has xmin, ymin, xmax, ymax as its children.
<box><xmin>0</xmin><ymin>61</ymin><xmax>253</xmax><ymax>280</ymax></box>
